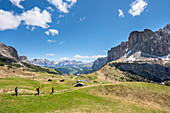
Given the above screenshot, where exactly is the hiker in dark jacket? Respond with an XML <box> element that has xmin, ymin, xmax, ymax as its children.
<box><xmin>50</xmin><ymin>87</ymin><xmax>54</xmax><ymax>95</ymax></box>
<box><xmin>35</xmin><ymin>86</ymin><xmax>40</xmax><ymax>96</ymax></box>
<box><xmin>13</xmin><ymin>87</ymin><xmax>18</xmax><ymax>96</ymax></box>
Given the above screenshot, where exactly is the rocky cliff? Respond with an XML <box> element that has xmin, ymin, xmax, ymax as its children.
<box><xmin>19</xmin><ymin>56</ymin><xmax>29</xmax><ymax>63</ymax></box>
<box><xmin>0</xmin><ymin>42</ymin><xmax>20</xmax><ymax>60</ymax></box>
<box><xmin>0</xmin><ymin>42</ymin><xmax>29</xmax><ymax>63</ymax></box>
<box><xmin>108</xmin><ymin>24</ymin><xmax>170</xmax><ymax>62</ymax></box>
<box><xmin>92</xmin><ymin>57</ymin><xmax>107</xmax><ymax>71</ymax></box>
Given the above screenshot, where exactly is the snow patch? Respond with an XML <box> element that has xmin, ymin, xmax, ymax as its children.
<box><xmin>126</xmin><ymin>50</ymin><xmax>131</xmax><ymax>56</ymax></box>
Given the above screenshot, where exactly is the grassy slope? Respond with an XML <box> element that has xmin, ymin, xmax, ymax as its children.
<box><xmin>0</xmin><ymin>64</ymin><xmax>169</xmax><ymax>113</ymax></box>
<box><xmin>89</xmin><ymin>62</ymin><xmax>150</xmax><ymax>82</ymax></box>
<box><xmin>0</xmin><ymin>81</ymin><xmax>169</xmax><ymax>113</ymax></box>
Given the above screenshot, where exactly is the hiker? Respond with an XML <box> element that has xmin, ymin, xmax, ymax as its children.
<box><xmin>50</xmin><ymin>87</ymin><xmax>54</xmax><ymax>95</ymax></box>
<box><xmin>35</xmin><ymin>86</ymin><xmax>40</xmax><ymax>96</ymax></box>
<box><xmin>13</xmin><ymin>87</ymin><xmax>18</xmax><ymax>96</ymax></box>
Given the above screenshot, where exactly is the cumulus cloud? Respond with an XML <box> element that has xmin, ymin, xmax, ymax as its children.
<box><xmin>9</xmin><ymin>0</ymin><xmax>24</xmax><ymax>9</ymax></box>
<box><xmin>128</xmin><ymin>0</ymin><xmax>148</xmax><ymax>16</ymax></box>
<box><xmin>47</xmin><ymin>0</ymin><xmax>77</xmax><ymax>13</ymax></box>
<box><xmin>45</xmin><ymin>29</ymin><xmax>59</xmax><ymax>36</ymax></box>
<box><xmin>20</xmin><ymin>7</ymin><xmax>52</xmax><ymax>28</ymax></box>
<box><xmin>46</xmin><ymin>53</ymin><xmax>56</xmax><ymax>56</ymax></box>
<box><xmin>47</xmin><ymin>39</ymin><xmax>56</xmax><ymax>43</ymax></box>
<box><xmin>0</xmin><ymin>7</ymin><xmax>52</xmax><ymax>30</ymax></box>
<box><xmin>60</xmin><ymin>57</ymin><xmax>70</xmax><ymax>61</ymax></box>
<box><xmin>74</xmin><ymin>55</ymin><xmax>106</xmax><ymax>59</ymax></box>
<box><xmin>0</xmin><ymin>10</ymin><xmax>21</xmax><ymax>31</ymax></box>
<box><xmin>118</xmin><ymin>9</ymin><xmax>124</xmax><ymax>18</ymax></box>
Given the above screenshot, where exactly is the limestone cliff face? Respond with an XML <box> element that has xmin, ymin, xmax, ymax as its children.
<box><xmin>0</xmin><ymin>42</ymin><xmax>20</xmax><ymax>60</ymax></box>
<box><xmin>0</xmin><ymin>42</ymin><xmax>29</xmax><ymax>64</ymax></box>
<box><xmin>20</xmin><ymin>56</ymin><xmax>29</xmax><ymax>63</ymax></box>
<box><xmin>107</xmin><ymin>24</ymin><xmax>170</xmax><ymax>62</ymax></box>
<box><xmin>92</xmin><ymin>57</ymin><xmax>107</xmax><ymax>71</ymax></box>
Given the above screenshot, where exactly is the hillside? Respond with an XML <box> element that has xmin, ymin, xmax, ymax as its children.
<box><xmin>89</xmin><ymin>61</ymin><xmax>170</xmax><ymax>85</ymax></box>
<box><xmin>54</xmin><ymin>64</ymin><xmax>92</xmax><ymax>75</ymax></box>
<box><xmin>0</xmin><ymin>42</ymin><xmax>62</xmax><ymax>76</ymax></box>
<box><xmin>0</xmin><ymin>81</ymin><xmax>169</xmax><ymax>113</ymax></box>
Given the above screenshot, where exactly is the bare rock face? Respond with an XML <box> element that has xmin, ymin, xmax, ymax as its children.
<box><xmin>0</xmin><ymin>42</ymin><xmax>29</xmax><ymax>64</ymax></box>
<box><xmin>92</xmin><ymin>57</ymin><xmax>107</xmax><ymax>71</ymax></box>
<box><xmin>107</xmin><ymin>24</ymin><xmax>170</xmax><ymax>62</ymax></box>
<box><xmin>20</xmin><ymin>56</ymin><xmax>29</xmax><ymax>63</ymax></box>
<box><xmin>0</xmin><ymin>42</ymin><xmax>20</xmax><ymax>60</ymax></box>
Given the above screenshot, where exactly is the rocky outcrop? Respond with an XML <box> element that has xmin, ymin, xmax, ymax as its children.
<box><xmin>0</xmin><ymin>42</ymin><xmax>20</xmax><ymax>60</ymax></box>
<box><xmin>20</xmin><ymin>56</ymin><xmax>29</xmax><ymax>63</ymax></box>
<box><xmin>0</xmin><ymin>42</ymin><xmax>29</xmax><ymax>64</ymax></box>
<box><xmin>92</xmin><ymin>57</ymin><xmax>107</xmax><ymax>71</ymax></box>
<box><xmin>107</xmin><ymin>24</ymin><xmax>170</xmax><ymax>62</ymax></box>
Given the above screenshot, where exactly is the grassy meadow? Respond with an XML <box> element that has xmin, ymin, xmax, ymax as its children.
<box><xmin>0</xmin><ymin>74</ymin><xmax>170</xmax><ymax>113</ymax></box>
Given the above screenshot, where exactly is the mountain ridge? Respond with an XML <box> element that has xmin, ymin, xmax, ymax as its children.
<box><xmin>30</xmin><ymin>58</ymin><xmax>93</xmax><ymax>67</ymax></box>
<box><xmin>92</xmin><ymin>24</ymin><xmax>170</xmax><ymax>71</ymax></box>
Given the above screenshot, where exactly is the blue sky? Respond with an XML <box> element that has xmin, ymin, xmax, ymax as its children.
<box><xmin>0</xmin><ymin>0</ymin><xmax>170</xmax><ymax>62</ymax></box>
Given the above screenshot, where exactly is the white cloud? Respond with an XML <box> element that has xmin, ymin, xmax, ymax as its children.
<box><xmin>26</xmin><ymin>26</ymin><xmax>35</xmax><ymax>31</ymax></box>
<box><xmin>45</xmin><ymin>29</ymin><xmax>59</xmax><ymax>36</ymax></box>
<box><xmin>128</xmin><ymin>0</ymin><xmax>148</xmax><ymax>16</ymax></box>
<box><xmin>47</xmin><ymin>39</ymin><xmax>56</xmax><ymax>43</ymax></box>
<box><xmin>46</xmin><ymin>53</ymin><xmax>56</xmax><ymax>56</ymax></box>
<box><xmin>20</xmin><ymin>7</ymin><xmax>52</xmax><ymax>28</ymax></box>
<box><xmin>9</xmin><ymin>0</ymin><xmax>24</xmax><ymax>9</ymax></box>
<box><xmin>46</xmin><ymin>7</ymin><xmax>54</xmax><ymax>12</ymax></box>
<box><xmin>60</xmin><ymin>57</ymin><xmax>70</xmax><ymax>61</ymax></box>
<box><xmin>74</xmin><ymin>55</ymin><xmax>106</xmax><ymax>59</ymax></box>
<box><xmin>0</xmin><ymin>9</ymin><xmax>21</xmax><ymax>31</ymax></box>
<box><xmin>47</xmin><ymin>0</ymin><xmax>77</xmax><ymax>13</ymax></box>
<box><xmin>79</xmin><ymin>16</ymin><xmax>86</xmax><ymax>22</ymax></box>
<box><xmin>118</xmin><ymin>9</ymin><xmax>124</xmax><ymax>18</ymax></box>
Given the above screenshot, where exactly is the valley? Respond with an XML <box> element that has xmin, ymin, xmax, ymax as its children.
<box><xmin>0</xmin><ymin>24</ymin><xmax>170</xmax><ymax>113</ymax></box>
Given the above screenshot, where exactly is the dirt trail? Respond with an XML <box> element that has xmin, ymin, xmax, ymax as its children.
<box><xmin>13</xmin><ymin>83</ymin><xmax>118</xmax><ymax>96</ymax></box>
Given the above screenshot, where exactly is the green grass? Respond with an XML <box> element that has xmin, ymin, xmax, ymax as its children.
<box><xmin>0</xmin><ymin>75</ymin><xmax>169</xmax><ymax>113</ymax></box>
<box><xmin>0</xmin><ymin>77</ymin><xmax>76</xmax><ymax>94</ymax></box>
<box><xmin>0</xmin><ymin>88</ymin><xmax>166</xmax><ymax>113</ymax></box>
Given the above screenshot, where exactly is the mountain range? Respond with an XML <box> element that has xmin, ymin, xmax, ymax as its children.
<box><xmin>30</xmin><ymin>59</ymin><xmax>93</xmax><ymax>67</ymax></box>
<box><xmin>92</xmin><ymin>24</ymin><xmax>170</xmax><ymax>71</ymax></box>
<box><xmin>0</xmin><ymin>24</ymin><xmax>169</xmax><ymax>81</ymax></box>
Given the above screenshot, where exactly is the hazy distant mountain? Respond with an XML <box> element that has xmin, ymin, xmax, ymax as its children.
<box><xmin>30</xmin><ymin>59</ymin><xmax>92</xmax><ymax>67</ymax></box>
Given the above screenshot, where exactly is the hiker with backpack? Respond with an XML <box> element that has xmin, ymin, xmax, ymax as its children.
<box><xmin>13</xmin><ymin>87</ymin><xmax>18</xmax><ymax>96</ymax></box>
<box><xmin>35</xmin><ymin>86</ymin><xmax>40</xmax><ymax>96</ymax></box>
<box><xmin>50</xmin><ymin>87</ymin><xmax>54</xmax><ymax>95</ymax></box>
